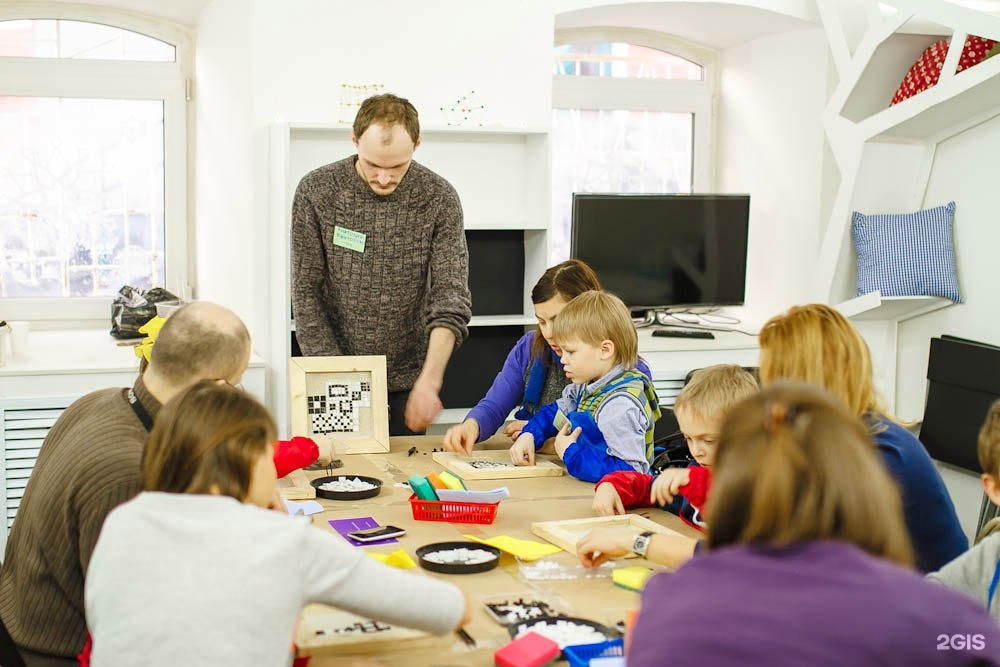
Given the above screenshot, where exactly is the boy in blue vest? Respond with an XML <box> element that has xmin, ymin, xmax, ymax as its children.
<box><xmin>509</xmin><ymin>291</ymin><xmax>660</xmax><ymax>482</ymax></box>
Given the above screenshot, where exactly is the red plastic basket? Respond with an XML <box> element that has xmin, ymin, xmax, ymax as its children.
<box><xmin>408</xmin><ymin>494</ymin><xmax>500</xmax><ymax>524</ymax></box>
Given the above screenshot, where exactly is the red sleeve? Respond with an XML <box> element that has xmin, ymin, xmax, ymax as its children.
<box><xmin>678</xmin><ymin>465</ymin><xmax>712</xmax><ymax>510</ymax></box>
<box><xmin>595</xmin><ymin>471</ymin><xmax>656</xmax><ymax>508</ymax></box>
<box><xmin>273</xmin><ymin>436</ymin><xmax>319</xmax><ymax>478</ymax></box>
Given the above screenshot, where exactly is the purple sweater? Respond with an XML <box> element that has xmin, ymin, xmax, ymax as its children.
<box><xmin>631</xmin><ymin>541</ymin><xmax>1000</xmax><ymax>667</ymax></box>
<box><xmin>463</xmin><ymin>331</ymin><xmax>652</xmax><ymax>442</ymax></box>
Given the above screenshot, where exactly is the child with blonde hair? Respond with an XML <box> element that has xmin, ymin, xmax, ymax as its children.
<box><xmin>85</xmin><ymin>381</ymin><xmax>468</xmax><ymax>666</ymax></box>
<box><xmin>929</xmin><ymin>399</ymin><xmax>1000</xmax><ymax>620</ymax></box>
<box><xmin>577</xmin><ymin>365</ymin><xmax>757</xmax><ymax>570</ymax></box>
<box><xmin>509</xmin><ymin>291</ymin><xmax>660</xmax><ymax>482</ymax></box>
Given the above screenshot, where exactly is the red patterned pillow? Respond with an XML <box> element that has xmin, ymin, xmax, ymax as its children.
<box><xmin>890</xmin><ymin>35</ymin><xmax>996</xmax><ymax>105</ymax></box>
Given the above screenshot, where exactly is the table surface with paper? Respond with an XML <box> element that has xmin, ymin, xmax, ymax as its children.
<box><xmin>286</xmin><ymin>435</ymin><xmax>700</xmax><ymax>667</ymax></box>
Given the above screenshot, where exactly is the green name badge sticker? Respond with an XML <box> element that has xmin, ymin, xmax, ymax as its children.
<box><xmin>333</xmin><ymin>226</ymin><xmax>366</xmax><ymax>253</ymax></box>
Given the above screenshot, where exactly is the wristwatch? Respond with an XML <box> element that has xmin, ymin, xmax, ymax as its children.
<box><xmin>632</xmin><ymin>531</ymin><xmax>654</xmax><ymax>558</ymax></box>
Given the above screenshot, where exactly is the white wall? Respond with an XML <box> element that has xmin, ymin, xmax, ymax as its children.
<box><xmin>193</xmin><ymin>0</ymin><xmax>254</xmax><ymax>328</ymax></box>
<box><xmin>717</xmin><ymin>28</ymin><xmax>831</xmax><ymax>325</ymax></box>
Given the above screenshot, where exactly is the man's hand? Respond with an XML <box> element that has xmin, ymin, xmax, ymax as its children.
<box><xmin>650</xmin><ymin>468</ymin><xmax>692</xmax><ymax>506</ymax></box>
<box><xmin>405</xmin><ymin>378</ymin><xmax>443</xmax><ymax>433</ymax></box>
<box><xmin>576</xmin><ymin>527</ymin><xmax>634</xmax><ymax>567</ymax></box>
<box><xmin>553</xmin><ymin>424</ymin><xmax>582</xmax><ymax>459</ymax></box>
<box><xmin>443</xmin><ymin>420</ymin><xmax>479</xmax><ymax>455</ymax></box>
<box><xmin>592</xmin><ymin>482</ymin><xmax>625</xmax><ymax>516</ymax></box>
<box><xmin>502</xmin><ymin>419</ymin><xmax>528</xmax><ymax>441</ymax></box>
<box><xmin>509</xmin><ymin>433</ymin><xmax>536</xmax><ymax>466</ymax></box>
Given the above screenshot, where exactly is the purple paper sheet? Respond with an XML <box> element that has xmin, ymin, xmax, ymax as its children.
<box><xmin>328</xmin><ymin>516</ymin><xmax>400</xmax><ymax>547</ymax></box>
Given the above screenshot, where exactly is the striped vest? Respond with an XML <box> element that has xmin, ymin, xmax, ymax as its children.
<box><xmin>575</xmin><ymin>369</ymin><xmax>661</xmax><ymax>462</ymax></box>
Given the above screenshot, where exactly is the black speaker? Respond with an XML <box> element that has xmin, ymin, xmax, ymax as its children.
<box><xmin>920</xmin><ymin>336</ymin><xmax>1000</xmax><ymax>473</ymax></box>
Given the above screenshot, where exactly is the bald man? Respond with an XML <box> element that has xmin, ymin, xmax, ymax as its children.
<box><xmin>0</xmin><ymin>302</ymin><xmax>251</xmax><ymax>667</ymax></box>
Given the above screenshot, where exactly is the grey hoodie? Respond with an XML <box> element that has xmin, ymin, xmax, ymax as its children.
<box><xmin>928</xmin><ymin>532</ymin><xmax>1000</xmax><ymax>622</ymax></box>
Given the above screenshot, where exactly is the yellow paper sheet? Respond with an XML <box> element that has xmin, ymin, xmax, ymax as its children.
<box><xmin>462</xmin><ymin>534</ymin><xmax>562</xmax><ymax>561</ymax></box>
<box><xmin>367</xmin><ymin>549</ymin><xmax>417</xmax><ymax>569</ymax></box>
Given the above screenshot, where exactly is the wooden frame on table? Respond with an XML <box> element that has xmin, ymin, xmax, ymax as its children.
<box><xmin>288</xmin><ymin>355</ymin><xmax>389</xmax><ymax>454</ymax></box>
<box><xmin>432</xmin><ymin>450</ymin><xmax>564</xmax><ymax>480</ymax></box>
<box><xmin>531</xmin><ymin>514</ymin><xmax>683</xmax><ymax>555</ymax></box>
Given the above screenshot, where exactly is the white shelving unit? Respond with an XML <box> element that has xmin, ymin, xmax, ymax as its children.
<box><xmin>268</xmin><ymin>122</ymin><xmax>551</xmax><ymax>437</ymax></box>
<box><xmin>835</xmin><ymin>291</ymin><xmax>954</xmax><ymax>413</ymax></box>
<box><xmin>814</xmin><ymin>1</ymin><xmax>999</xmax><ymax>411</ymax></box>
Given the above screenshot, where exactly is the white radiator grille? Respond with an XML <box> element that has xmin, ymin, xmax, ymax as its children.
<box><xmin>1</xmin><ymin>398</ymin><xmax>77</xmax><ymax>556</ymax></box>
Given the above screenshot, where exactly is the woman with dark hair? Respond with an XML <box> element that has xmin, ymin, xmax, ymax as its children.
<box><xmin>629</xmin><ymin>383</ymin><xmax>1000</xmax><ymax>667</ymax></box>
<box><xmin>444</xmin><ymin>259</ymin><xmax>651</xmax><ymax>454</ymax></box>
<box><xmin>85</xmin><ymin>381</ymin><xmax>469</xmax><ymax>666</ymax></box>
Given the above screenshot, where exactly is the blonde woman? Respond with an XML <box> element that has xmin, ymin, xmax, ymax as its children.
<box><xmin>758</xmin><ymin>303</ymin><xmax>966</xmax><ymax>572</ymax></box>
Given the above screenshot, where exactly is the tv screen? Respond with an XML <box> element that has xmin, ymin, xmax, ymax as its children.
<box><xmin>571</xmin><ymin>193</ymin><xmax>750</xmax><ymax>311</ymax></box>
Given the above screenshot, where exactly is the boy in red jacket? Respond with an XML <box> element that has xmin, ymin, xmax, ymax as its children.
<box><xmin>578</xmin><ymin>365</ymin><xmax>758</xmax><ymax>569</ymax></box>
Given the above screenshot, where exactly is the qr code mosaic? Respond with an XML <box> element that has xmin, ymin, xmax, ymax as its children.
<box><xmin>307</xmin><ymin>380</ymin><xmax>372</xmax><ymax>434</ymax></box>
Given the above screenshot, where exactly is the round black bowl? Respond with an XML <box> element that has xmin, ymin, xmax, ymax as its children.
<box><xmin>416</xmin><ymin>541</ymin><xmax>502</xmax><ymax>574</ymax></box>
<box><xmin>508</xmin><ymin>614</ymin><xmax>616</xmax><ymax>650</ymax></box>
<box><xmin>311</xmin><ymin>475</ymin><xmax>382</xmax><ymax>501</ymax></box>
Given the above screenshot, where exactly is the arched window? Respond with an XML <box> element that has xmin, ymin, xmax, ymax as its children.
<box><xmin>0</xmin><ymin>14</ymin><xmax>188</xmax><ymax>320</ymax></box>
<box><xmin>552</xmin><ymin>29</ymin><xmax>716</xmax><ymax>261</ymax></box>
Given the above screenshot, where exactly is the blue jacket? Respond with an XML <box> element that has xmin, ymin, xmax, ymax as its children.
<box><xmin>464</xmin><ymin>331</ymin><xmax>652</xmax><ymax>441</ymax></box>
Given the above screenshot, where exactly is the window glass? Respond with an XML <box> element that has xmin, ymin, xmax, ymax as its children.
<box><xmin>0</xmin><ymin>19</ymin><xmax>175</xmax><ymax>61</ymax></box>
<box><xmin>0</xmin><ymin>96</ymin><xmax>165</xmax><ymax>297</ymax></box>
<box><xmin>551</xmin><ymin>108</ymin><xmax>694</xmax><ymax>260</ymax></box>
<box><xmin>554</xmin><ymin>41</ymin><xmax>702</xmax><ymax>80</ymax></box>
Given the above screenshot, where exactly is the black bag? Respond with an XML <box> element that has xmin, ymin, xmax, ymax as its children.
<box><xmin>110</xmin><ymin>286</ymin><xmax>178</xmax><ymax>339</ymax></box>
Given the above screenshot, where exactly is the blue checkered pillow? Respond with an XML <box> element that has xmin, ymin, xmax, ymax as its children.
<box><xmin>852</xmin><ymin>201</ymin><xmax>962</xmax><ymax>303</ymax></box>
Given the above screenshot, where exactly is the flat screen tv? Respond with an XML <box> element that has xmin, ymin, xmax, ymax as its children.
<box><xmin>571</xmin><ymin>193</ymin><xmax>750</xmax><ymax>312</ymax></box>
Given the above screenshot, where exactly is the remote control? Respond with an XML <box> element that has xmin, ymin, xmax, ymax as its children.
<box><xmin>652</xmin><ymin>328</ymin><xmax>715</xmax><ymax>339</ymax></box>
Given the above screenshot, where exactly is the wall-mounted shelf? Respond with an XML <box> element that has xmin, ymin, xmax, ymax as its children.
<box><xmin>860</xmin><ymin>55</ymin><xmax>1000</xmax><ymax>142</ymax></box>
<box><xmin>470</xmin><ymin>315</ymin><xmax>536</xmax><ymax>326</ymax></box>
<box><xmin>836</xmin><ymin>291</ymin><xmax>954</xmax><ymax>322</ymax></box>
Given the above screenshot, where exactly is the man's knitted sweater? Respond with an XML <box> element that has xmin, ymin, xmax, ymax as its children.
<box><xmin>291</xmin><ymin>156</ymin><xmax>472</xmax><ymax>392</ymax></box>
<box><xmin>0</xmin><ymin>377</ymin><xmax>159</xmax><ymax>659</ymax></box>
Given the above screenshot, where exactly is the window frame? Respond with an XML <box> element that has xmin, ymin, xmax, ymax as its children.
<box><xmin>553</xmin><ymin>27</ymin><xmax>718</xmax><ymax>193</ymax></box>
<box><xmin>0</xmin><ymin>9</ymin><xmax>190</xmax><ymax>323</ymax></box>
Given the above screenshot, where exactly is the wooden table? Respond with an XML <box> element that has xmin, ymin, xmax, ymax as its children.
<box><xmin>299</xmin><ymin>436</ymin><xmax>699</xmax><ymax>666</ymax></box>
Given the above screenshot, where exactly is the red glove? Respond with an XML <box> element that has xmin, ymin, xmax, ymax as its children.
<box><xmin>273</xmin><ymin>436</ymin><xmax>319</xmax><ymax>478</ymax></box>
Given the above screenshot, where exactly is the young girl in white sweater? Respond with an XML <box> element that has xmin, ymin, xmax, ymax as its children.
<box><xmin>85</xmin><ymin>381</ymin><xmax>468</xmax><ymax>666</ymax></box>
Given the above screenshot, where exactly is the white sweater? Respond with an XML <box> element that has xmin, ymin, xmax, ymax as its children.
<box><xmin>85</xmin><ymin>492</ymin><xmax>464</xmax><ymax>666</ymax></box>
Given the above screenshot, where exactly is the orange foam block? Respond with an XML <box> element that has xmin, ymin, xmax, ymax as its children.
<box><xmin>426</xmin><ymin>472</ymin><xmax>448</xmax><ymax>490</ymax></box>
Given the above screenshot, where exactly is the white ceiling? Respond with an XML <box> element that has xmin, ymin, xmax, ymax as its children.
<box><xmin>555</xmin><ymin>2</ymin><xmax>819</xmax><ymax>49</ymax></box>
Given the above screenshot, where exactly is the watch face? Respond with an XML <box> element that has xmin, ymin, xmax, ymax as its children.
<box><xmin>633</xmin><ymin>534</ymin><xmax>650</xmax><ymax>556</ymax></box>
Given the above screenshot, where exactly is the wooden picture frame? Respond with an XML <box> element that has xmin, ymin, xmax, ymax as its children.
<box><xmin>531</xmin><ymin>514</ymin><xmax>683</xmax><ymax>555</ymax></box>
<box><xmin>289</xmin><ymin>355</ymin><xmax>389</xmax><ymax>454</ymax></box>
<box><xmin>432</xmin><ymin>450</ymin><xmax>564</xmax><ymax>480</ymax></box>
<box><xmin>296</xmin><ymin>604</ymin><xmax>449</xmax><ymax>656</ymax></box>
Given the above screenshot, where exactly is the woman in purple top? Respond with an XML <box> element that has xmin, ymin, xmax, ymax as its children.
<box><xmin>444</xmin><ymin>259</ymin><xmax>651</xmax><ymax>454</ymax></box>
<box><xmin>630</xmin><ymin>383</ymin><xmax>1000</xmax><ymax>667</ymax></box>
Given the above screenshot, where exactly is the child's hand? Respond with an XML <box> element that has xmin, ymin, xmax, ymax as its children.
<box><xmin>509</xmin><ymin>434</ymin><xmax>536</xmax><ymax>466</ymax></box>
<box><xmin>502</xmin><ymin>419</ymin><xmax>529</xmax><ymax>441</ymax></box>
<box><xmin>443</xmin><ymin>420</ymin><xmax>479</xmax><ymax>456</ymax></box>
<box><xmin>576</xmin><ymin>527</ymin><xmax>633</xmax><ymax>567</ymax></box>
<box><xmin>592</xmin><ymin>483</ymin><xmax>625</xmax><ymax>516</ymax></box>
<box><xmin>554</xmin><ymin>424</ymin><xmax>582</xmax><ymax>459</ymax></box>
<box><xmin>650</xmin><ymin>468</ymin><xmax>692</xmax><ymax>506</ymax></box>
<box><xmin>269</xmin><ymin>488</ymin><xmax>289</xmax><ymax>515</ymax></box>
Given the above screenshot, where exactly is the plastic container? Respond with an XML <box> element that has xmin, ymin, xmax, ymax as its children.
<box><xmin>155</xmin><ymin>300</ymin><xmax>185</xmax><ymax>318</ymax></box>
<box><xmin>563</xmin><ymin>639</ymin><xmax>625</xmax><ymax>667</ymax></box>
<box><xmin>408</xmin><ymin>493</ymin><xmax>499</xmax><ymax>524</ymax></box>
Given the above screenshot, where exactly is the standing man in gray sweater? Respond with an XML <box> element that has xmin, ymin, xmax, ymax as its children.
<box><xmin>291</xmin><ymin>94</ymin><xmax>472</xmax><ymax>435</ymax></box>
